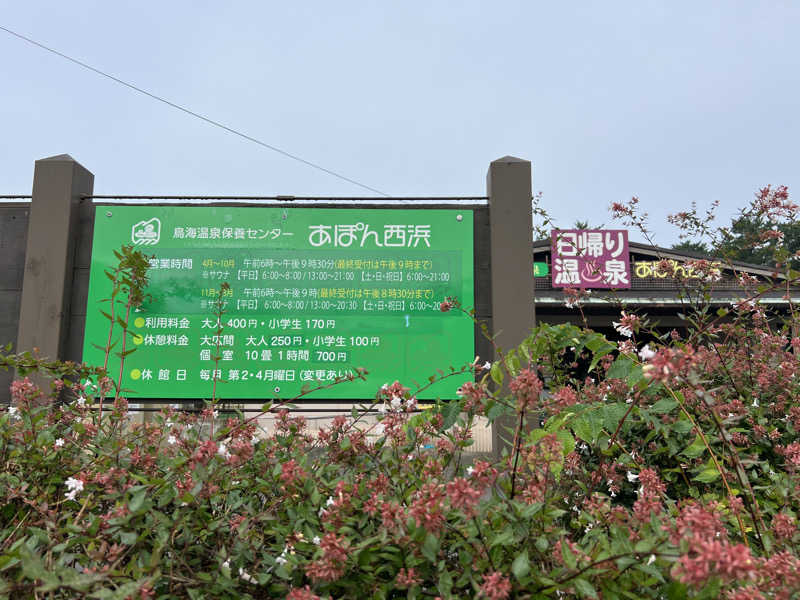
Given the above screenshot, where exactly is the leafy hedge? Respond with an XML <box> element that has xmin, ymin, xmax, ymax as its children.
<box><xmin>2</xmin><ymin>189</ymin><xmax>800</xmax><ymax>598</ymax></box>
<box><xmin>2</xmin><ymin>298</ymin><xmax>800</xmax><ymax>599</ymax></box>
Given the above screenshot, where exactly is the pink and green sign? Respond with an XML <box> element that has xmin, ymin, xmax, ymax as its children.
<box><xmin>550</xmin><ymin>229</ymin><xmax>631</xmax><ymax>289</ymax></box>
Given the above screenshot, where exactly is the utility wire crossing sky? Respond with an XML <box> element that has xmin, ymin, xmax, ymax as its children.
<box><xmin>1</xmin><ymin>3</ymin><xmax>798</xmax><ymax>246</ymax></box>
<box><xmin>0</xmin><ymin>24</ymin><xmax>391</xmax><ymax>197</ymax></box>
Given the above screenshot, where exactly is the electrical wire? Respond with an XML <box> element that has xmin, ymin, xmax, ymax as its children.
<box><xmin>0</xmin><ymin>24</ymin><xmax>391</xmax><ymax>197</ymax></box>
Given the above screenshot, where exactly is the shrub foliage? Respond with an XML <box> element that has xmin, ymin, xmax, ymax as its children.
<box><xmin>2</xmin><ymin>192</ymin><xmax>800</xmax><ymax>599</ymax></box>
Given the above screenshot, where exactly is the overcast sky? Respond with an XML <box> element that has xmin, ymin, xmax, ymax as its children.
<box><xmin>2</xmin><ymin>2</ymin><xmax>798</xmax><ymax>245</ymax></box>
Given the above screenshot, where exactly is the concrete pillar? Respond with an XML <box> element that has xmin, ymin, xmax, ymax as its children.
<box><xmin>486</xmin><ymin>156</ymin><xmax>535</xmax><ymax>456</ymax></box>
<box><xmin>17</xmin><ymin>155</ymin><xmax>94</xmax><ymax>363</ymax></box>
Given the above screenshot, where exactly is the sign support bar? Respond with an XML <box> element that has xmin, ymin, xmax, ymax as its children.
<box><xmin>18</xmin><ymin>155</ymin><xmax>94</xmax><ymax>367</ymax></box>
<box><xmin>486</xmin><ymin>156</ymin><xmax>535</xmax><ymax>457</ymax></box>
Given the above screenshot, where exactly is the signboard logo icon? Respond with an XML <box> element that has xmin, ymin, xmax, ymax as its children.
<box><xmin>132</xmin><ymin>218</ymin><xmax>161</xmax><ymax>246</ymax></box>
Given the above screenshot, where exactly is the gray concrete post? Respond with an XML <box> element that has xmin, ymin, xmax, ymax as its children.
<box><xmin>17</xmin><ymin>155</ymin><xmax>94</xmax><ymax>363</ymax></box>
<box><xmin>486</xmin><ymin>156</ymin><xmax>535</xmax><ymax>456</ymax></box>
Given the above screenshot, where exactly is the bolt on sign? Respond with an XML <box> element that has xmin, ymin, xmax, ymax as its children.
<box><xmin>550</xmin><ymin>229</ymin><xmax>631</xmax><ymax>288</ymax></box>
<box><xmin>82</xmin><ymin>206</ymin><xmax>475</xmax><ymax>399</ymax></box>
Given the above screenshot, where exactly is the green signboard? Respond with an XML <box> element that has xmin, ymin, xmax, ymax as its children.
<box><xmin>82</xmin><ymin>206</ymin><xmax>475</xmax><ymax>400</ymax></box>
<box><xmin>534</xmin><ymin>262</ymin><xmax>549</xmax><ymax>277</ymax></box>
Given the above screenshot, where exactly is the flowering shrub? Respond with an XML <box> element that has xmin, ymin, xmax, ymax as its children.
<box><xmin>1</xmin><ymin>193</ymin><xmax>800</xmax><ymax>598</ymax></box>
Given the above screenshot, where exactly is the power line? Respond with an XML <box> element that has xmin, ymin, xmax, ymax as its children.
<box><xmin>0</xmin><ymin>24</ymin><xmax>391</xmax><ymax>197</ymax></box>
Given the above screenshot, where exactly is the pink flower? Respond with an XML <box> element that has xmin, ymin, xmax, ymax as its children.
<box><xmin>409</xmin><ymin>483</ymin><xmax>446</xmax><ymax>534</ymax></box>
<box><xmin>668</xmin><ymin>501</ymin><xmax>727</xmax><ymax>546</ymax></box>
<box><xmin>779</xmin><ymin>442</ymin><xmax>800</xmax><ymax>467</ymax></box>
<box><xmin>395</xmin><ymin>567</ymin><xmax>422</xmax><ymax>588</ymax></box>
<box><xmin>675</xmin><ymin>539</ymin><xmax>755</xmax><ymax>587</ymax></box>
<box><xmin>771</xmin><ymin>512</ymin><xmax>797</xmax><ymax>540</ymax></box>
<box><xmin>638</xmin><ymin>468</ymin><xmax>666</xmax><ymax>496</ymax></box>
<box><xmin>305</xmin><ymin>533</ymin><xmax>348</xmax><ymax>583</ymax></box>
<box><xmin>550</xmin><ymin>386</ymin><xmax>579</xmax><ymax>410</ymax></box>
<box><xmin>456</xmin><ymin>381</ymin><xmax>489</xmax><ymax>412</ymax></box>
<box><xmin>563</xmin><ymin>287</ymin><xmax>591</xmax><ymax>308</ymax></box>
<box><xmin>479</xmin><ymin>571</ymin><xmax>511</xmax><ymax>600</ymax></box>
<box><xmin>286</xmin><ymin>586</ymin><xmax>321</xmax><ymax>600</ymax></box>
<box><xmin>509</xmin><ymin>368</ymin><xmax>543</xmax><ymax>411</ymax></box>
<box><xmin>446</xmin><ymin>477</ymin><xmax>482</xmax><ymax>515</ymax></box>
<box><xmin>280</xmin><ymin>459</ymin><xmax>308</xmax><ymax>487</ymax></box>
<box><xmin>380</xmin><ymin>501</ymin><xmax>405</xmax><ymax>532</ymax></box>
<box><xmin>726</xmin><ymin>585</ymin><xmax>766</xmax><ymax>600</ymax></box>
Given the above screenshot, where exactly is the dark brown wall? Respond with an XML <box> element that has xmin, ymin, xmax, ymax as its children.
<box><xmin>0</xmin><ymin>203</ymin><xmax>30</xmax><ymax>402</ymax></box>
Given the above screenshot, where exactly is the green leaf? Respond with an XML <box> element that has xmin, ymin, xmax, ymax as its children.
<box><xmin>602</xmin><ymin>403</ymin><xmax>629</xmax><ymax>432</ymax></box>
<box><xmin>520</xmin><ymin>502</ymin><xmax>544</xmax><ymax>519</ymax></box>
<box><xmin>626</xmin><ymin>364</ymin><xmax>645</xmax><ymax>386</ymax></box>
<box><xmin>584</xmin><ymin>334</ymin><xmax>610</xmax><ymax>353</ymax></box>
<box><xmin>89</xmin><ymin>581</ymin><xmax>142</xmax><ymax>598</ymax></box>
<box><xmin>694</xmin><ymin>466</ymin><xmax>721</xmax><ymax>483</ymax></box>
<box><xmin>35</xmin><ymin>431</ymin><xmax>54</xmax><ymax>447</ymax></box>
<box><xmin>682</xmin><ymin>435</ymin><xmax>706</xmax><ymax>459</ymax></box>
<box><xmin>606</xmin><ymin>357</ymin><xmax>633</xmax><ymax>380</ymax></box>
<box><xmin>421</xmin><ymin>533</ymin><xmax>439</xmax><ymax>562</ymax></box>
<box><xmin>636</xmin><ymin>561</ymin><xmax>665</xmax><ymax>583</ymax></box>
<box><xmin>0</xmin><ymin>554</ymin><xmax>20</xmax><ymax>572</ymax></box>
<box><xmin>511</xmin><ymin>550</ymin><xmax>530</xmax><ymax>581</ymax></box>
<box><xmin>572</xmin><ymin>417</ymin><xmax>592</xmax><ymax>444</ymax></box>
<box><xmin>441</xmin><ymin>400</ymin><xmax>461</xmax><ymax>430</ymax></box>
<box><xmin>650</xmin><ymin>398</ymin><xmax>677</xmax><ymax>414</ymax></box>
<box><xmin>561</xmin><ymin>539</ymin><xmax>577</xmax><ymax>569</ymax></box>
<box><xmin>573</xmin><ymin>408</ymin><xmax>604</xmax><ymax>444</ymax></box>
<box><xmin>128</xmin><ymin>488</ymin><xmax>147</xmax><ymax>512</ymax></box>
<box><xmin>555</xmin><ymin>429</ymin><xmax>576</xmax><ymax>456</ymax></box>
<box><xmin>438</xmin><ymin>569</ymin><xmax>453</xmax><ymax>596</ymax></box>
<box><xmin>490</xmin><ymin>362</ymin><xmax>504</xmax><ymax>385</ymax></box>
<box><xmin>119</xmin><ymin>531</ymin><xmax>138</xmax><ymax>545</ymax></box>
<box><xmin>486</xmin><ymin>402</ymin><xmax>506</xmax><ymax>423</ymax></box>
<box><xmin>490</xmin><ymin>527</ymin><xmax>514</xmax><ymax>548</ymax></box>
<box><xmin>665</xmin><ymin>581</ymin><xmax>689</xmax><ymax>600</ymax></box>
<box><xmin>573</xmin><ymin>578</ymin><xmax>598</xmax><ymax>598</ymax></box>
